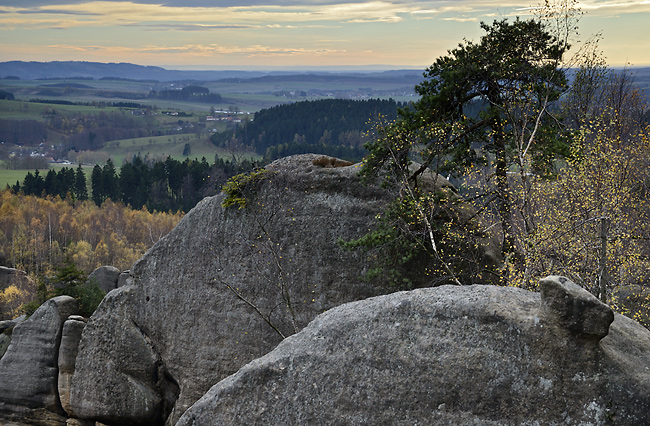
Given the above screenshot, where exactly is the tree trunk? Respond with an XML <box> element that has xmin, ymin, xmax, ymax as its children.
<box><xmin>597</xmin><ymin>216</ymin><xmax>610</xmax><ymax>302</ymax></box>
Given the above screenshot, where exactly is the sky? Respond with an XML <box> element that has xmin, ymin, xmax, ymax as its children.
<box><xmin>0</xmin><ymin>0</ymin><xmax>648</xmax><ymax>70</ymax></box>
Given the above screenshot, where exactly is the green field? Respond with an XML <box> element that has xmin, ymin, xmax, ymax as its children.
<box><xmin>0</xmin><ymin>136</ymin><xmax>260</xmax><ymax>190</ymax></box>
<box><xmin>0</xmin><ymin>73</ymin><xmax>411</xmax><ymax>189</ymax></box>
<box><xmin>98</xmin><ymin>133</ymin><xmax>259</xmax><ymax>166</ymax></box>
<box><xmin>0</xmin><ymin>163</ymin><xmax>95</xmax><ymax>190</ymax></box>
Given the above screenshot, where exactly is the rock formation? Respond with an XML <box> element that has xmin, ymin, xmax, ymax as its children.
<box><xmin>57</xmin><ymin>316</ymin><xmax>87</xmax><ymax>418</ymax></box>
<box><xmin>86</xmin><ymin>266</ymin><xmax>120</xmax><ymax>294</ymax></box>
<box><xmin>70</xmin><ymin>154</ymin><xmax>419</xmax><ymax>425</ymax></box>
<box><xmin>0</xmin><ymin>315</ymin><xmax>26</xmax><ymax>358</ymax></box>
<box><xmin>0</xmin><ymin>296</ymin><xmax>78</xmax><ymax>426</ymax></box>
<box><xmin>177</xmin><ymin>276</ymin><xmax>650</xmax><ymax>426</ymax></box>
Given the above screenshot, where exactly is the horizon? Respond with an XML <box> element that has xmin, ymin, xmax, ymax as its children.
<box><xmin>0</xmin><ymin>1</ymin><xmax>649</xmax><ymax>69</ymax></box>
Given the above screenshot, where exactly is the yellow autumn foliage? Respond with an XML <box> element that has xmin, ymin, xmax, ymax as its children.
<box><xmin>0</xmin><ymin>191</ymin><xmax>184</xmax><ymax>276</ymax></box>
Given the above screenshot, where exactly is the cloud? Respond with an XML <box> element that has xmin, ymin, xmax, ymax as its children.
<box><xmin>441</xmin><ymin>16</ymin><xmax>479</xmax><ymax>22</ymax></box>
<box><xmin>46</xmin><ymin>41</ymin><xmax>347</xmax><ymax>58</ymax></box>
<box><xmin>130</xmin><ymin>23</ymin><xmax>260</xmax><ymax>31</ymax></box>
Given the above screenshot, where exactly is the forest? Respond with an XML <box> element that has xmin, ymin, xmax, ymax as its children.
<box><xmin>211</xmin><ymin>98</ymin><xmax>403</xmax><ymax>161</ymax></box>
<box><xmin>11</xmin><ymin>154</ymin><xmax>258</xmax><ymax>213</ymax></box>
<box><xmin>0</xmin><ymin>191</ymin><xmax>184</xmax><ymax>318</ymax></box>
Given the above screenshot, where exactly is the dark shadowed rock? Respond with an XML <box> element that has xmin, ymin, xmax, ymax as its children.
<box><xmin>177</xmin><ymin>277</ymin><xmax>650</xmax><ymax>426</ymax></box>
<box><xmin>117</xmin><ymin>270</ymin><xmax>131</xmax><ymax>288</ymax></box>
<box><xmin>86</xmin><ymin>266</ymin><xmax>120</xmax><ymax>294</ymax></box>
<box><xmin>0</xmin><ymin>296</ymin><xmax>78</xmax><ymax>426</ymax></box>
<box><xmin>540</xmin><ymin>275</ymin><xmax>615</xmax><ymax>339</ymax></box>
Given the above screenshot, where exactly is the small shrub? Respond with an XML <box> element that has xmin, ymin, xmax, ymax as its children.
<box><xmin>221</xmin><ymin>168</ymin><xmax>272</xmax><ymax>209</ymax></box>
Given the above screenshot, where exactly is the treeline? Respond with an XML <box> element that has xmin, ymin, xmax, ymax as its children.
<box><xmin>11</xmin><ymin>165</ymin><xmax>87</xmax><ymax>200</ymax></box>
<box><xmin>0</xmin><ymin>118</ymin><xmax>48</xmax><ymax>144</ymax></box>
<box><xmin>0</xmin><ymin>190</ymin><xmax>184</xmax><ymax>277</ymax></box>
<box><xmin>48</xmin><ymin>110</ymin><xmax>154</xmax><ymax>151</ymax></box>
<box><xmin>211</xmin><ymin>98</ymin><xmax>402</xmax><ymax>161</ymax></box>
<box><xmin>11</xmin><ymin>155</ymin><xmax>258</xmax><ymax>213</ymax></box>
<box><xmin>151</xmin><ymin>85</ymin><xmax>222</xmax><ymax>103</ymax></box>
<box><xmin>89</xmin><ymin>155</ymin><xmax>257</xmax><ymax>212</ymax></box>
<box><xmin>28</xmin><ymin>99</ymin><xmax>151</xmax><ymax>109</ymax></box>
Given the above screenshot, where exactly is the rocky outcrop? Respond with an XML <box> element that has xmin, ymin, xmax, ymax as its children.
<box><xmin>0</xmin><ymin>296</ymin><xmax>78</xmax><ymax>426</ymax></box>
<box><xmin>57</xmin><ymin>316</ymin><xmax>87</xmax><ymax>417</ymax></box>
<box><xmin>0</xmin><ymin>266</ymin><xmax>35</xmax><ymax>293</ymax></box>
<box><xmin>86</xmin><ymin>266</ymin><xmax>120</xmax><ymax>294</ymax></box>
<box><xmin>0</xmin><ymin>315</ymin><xmax>26</xmax><ymax>358</ymax></box>
<box><xmin>70</xmin><ymin>154</ymin><xmax>418</xmax><ymax>425</ymax></box>
<box><xmin>177</xmin><ymin>276</ymin><xmax>650</xmax><ymax>426</ymax></box>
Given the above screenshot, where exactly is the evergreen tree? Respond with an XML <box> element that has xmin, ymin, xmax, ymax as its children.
<box><xmin>365</xmin><ymin>17</ymin><xmax>570</xmax><ymax>263</ymax></box>
<box><xmin>44</xmin><ymin>169</ymin><xmax>58</xmax><ymax>196</ymax></box>
<box><xmin>102</xmin><ymin>159</ymin><xmax>120</xmax><ymax>202</ymax></box>
<box><xmin>91</xmin><ymin>164</ymin><xmax>104</xmax><ymax>206</ymax></box>
<box><xmin>74</xmin><ymin>164</ymin><xmax>88</xmax><ymax>201</ymax></box>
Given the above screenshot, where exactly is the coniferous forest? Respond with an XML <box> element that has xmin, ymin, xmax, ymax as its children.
<box><xmin>211</xmin><ymin>98</ymin><xmax>403</xmax><ymax>161</ymax></box>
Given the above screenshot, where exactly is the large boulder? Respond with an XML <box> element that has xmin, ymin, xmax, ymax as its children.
<box><xmin>86</xmin><ymin>266</ymin><xmax>120</xmax><ymax>294</ymax></box>
<box><xmin>0</xmin><ymin>296</ymin><xmax>78</xmax><ymax>426</ymax></box>
<box><xmin>73</xmin><ymin>155</ymin><xmax>466</xmax><ymax>425</ymax></box>
<box><xmin>177</xmin><ymin>276</ymin><xmax>650</xmax><ymax>426</ymax></box>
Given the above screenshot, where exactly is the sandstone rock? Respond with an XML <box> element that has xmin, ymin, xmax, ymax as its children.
<box><xmin>0</xmin><ymin>315</ymin><xmax>27</xmax><ymax>358</ymax></box>
<box><xmin>0</xmin><ymin>296</ymin><xmax>78</xmax><ymax>426</ymax></box>
<box><xmin>86</xmin><ymin>266</ymin><xmax>120</xmax><ymax>294</ymax></box>
<box><xmin>177</xmin><ymin>278</ymin><xmax>650</xmax><ymax>426</ymax></box>
<box><xmin>539</xmin><ymin>275</ymin><xmax>615</xmax><ymax>339</ymax></box>
<box><xmin>0</xmin><ymin>315</ymin><xmax>27</xmax><ymax>359</ymax></box>
<box><xmin>117</xmin><ymin>271</ymin><xmax>130</xmax><ymax>288</ymax></box>
<box><xmin>70</xmin><ymin>286</ymin><xmax>177</xmax><ymax>425</ymax></box>
<box><xmin>58</xmin><ymin>316</ymin><xmax>87</xmax><ymax>417</ymax></box>
<box><xmin>70</xmin><ymin>154</ymin><xmax>485</xmax><ymax>425</ymax></box>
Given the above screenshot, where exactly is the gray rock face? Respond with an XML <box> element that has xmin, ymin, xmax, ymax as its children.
<box><xmin>117</xmin><ymin>270</ymin><xmax>131</xmax><ymax>288</ymax></box>
<box><xmin>58</xmin><ymin>316</ymin><xmax>87</xmax><ymax>417</ymax></box>
<box><xmin>0</xmin><ymin>296</ymin><xmax>78</xmax><ymax>426</ymax></box>
<box><xmin>86</xmin><ymin>266</ymin><xmax>121</xmax><ymax>294</ymax></box>
<box><xmin>0</xmin><ymin>315</ymin><xmax>26</xmax><ymax>358</ymax></box>
<box><xmin>71</xmin><ymin>155</ymin><xmax>428</xmax><ymax>425</ymax></box>
<box><xmin>177</xmin><ymin>277</ymin><xmax>650</xmax><ymax>426</ymax></box>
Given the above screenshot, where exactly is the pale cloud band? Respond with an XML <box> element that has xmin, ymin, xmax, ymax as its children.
<box><xmin>0</xmin><ymin>0</ymin><xmax>647</xmax><ymax>67</ymax></box>
<box><xmin>2</xmin><ymin>1</ymin><xmax>649</xmax><ymax>29</ymax></box>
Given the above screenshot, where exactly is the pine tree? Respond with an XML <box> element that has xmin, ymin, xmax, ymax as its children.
<box><xmin>74</xmin><ymin>164</ymin><xmax>88</xmax><ymax>201</ymax></box>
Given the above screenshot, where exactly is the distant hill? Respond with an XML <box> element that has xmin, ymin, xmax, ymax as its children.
<box><xmin>0</xmin><ymin>61</ymin><xmax>425</xmax><ymax>84</ymax></box>
<box><xmin>0</xmin><ymin>61</ymin><xmax>269</xmax><ymax>81</ymax></box>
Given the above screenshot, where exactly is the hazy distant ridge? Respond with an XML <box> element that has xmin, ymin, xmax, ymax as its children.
<box><xmin>0</xmin><ymin>61</ymin><xmax>425</xmax><ymax>83</ymax></box>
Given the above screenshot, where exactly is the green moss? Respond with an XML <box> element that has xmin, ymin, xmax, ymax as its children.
<box><xmin>221</xmin><ymin>168</ymin><xmax>272</xmax><ymax>209</ymax></box>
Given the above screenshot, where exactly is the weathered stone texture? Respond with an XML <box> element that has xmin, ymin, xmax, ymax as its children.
<box><xmin>177</xmin><ymin>278</ymin><xmax>650</xmax><ymax>426</ymax></box>
<box><xmin>86</xmin><ymin>266</ymin><xmax>120</xmax><ymax>294</ymax></box>
<box><xmin>70</xmin><ymin>155</ymin><xmax>404</xmax><ymax>425</ymax></box>
<box><xmin>0</xmin><ymin>296</ymin><xmax>78</xmax><ymax>426</ymax></box>
<box><xmin>58</xmin><ymin>316</ymin><xmax>87</xmax><ymax>417</ymax></box>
